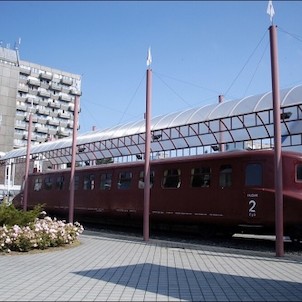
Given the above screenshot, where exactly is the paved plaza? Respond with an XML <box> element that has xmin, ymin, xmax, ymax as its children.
<box><xmin>0</xmin><ymin>230</ymin><xmax>301</xmax><ymax>301</ymax></box>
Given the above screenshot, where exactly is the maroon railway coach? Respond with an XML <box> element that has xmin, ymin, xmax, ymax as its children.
<box><xmin>12</xmin><ymin>149</ymin><xmax>302</xmax><ymax>241</ymax></box>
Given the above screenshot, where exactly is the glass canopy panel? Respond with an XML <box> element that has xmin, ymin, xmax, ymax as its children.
<box><xmin>152</xmin><ymin>112</ymin><xmax>181</xmax><ymax>129</ymax></box>
<box><xmin>207</xmin><ymin>99</ymin><xmax>238</xmax><ymax>119</ymax></box>
<box><xmin>172</xmin><ymin>138</ymin><xmax>188</xmax><ymax>149</ymax></box>
<box><xmin>187</xmin><ymin>104</ymin><xmax>216</xmax><ymax>124</ymax></box>
<box><xmin>185</xmin><ymin>136</ymin><xmax>203</xmax><ymax>147</ymax></box>
<box><xmin>230</xmin><ymin>128</ymin><xmax>251</xmax><ymax>141</ymax></box>
<box><xmin>282</xmin><ymin>85</ymin><xmax>302</xmax><ymax>106</ymax></box>
<box><xmin>167</xmin><ymin>108</ymin><xmax>199</xmax><ymax>127</ymax></box>
<box><xmin>254</xmin><ymin>93</ymin><xmax>273</xmax><ymax>112</ymax></box>
<box><xmin>200</xmin><ymin>134</ymin><xmax>217</xmax><ymax>145</ymax></box>
<box><xmin>229</xmin><ymin>95</ymin><xmax>257</xmax><ymax>115</ymax></box>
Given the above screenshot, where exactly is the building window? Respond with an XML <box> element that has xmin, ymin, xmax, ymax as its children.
<box><xmin>191</xmin><ymin>167</ymin><xmax>211</xmax><ymax>187</ymax></box>
<box><xmin>34</xmin><ymin>177</ymin><xmax>42</xmax><ymax>191</ymax></box>
<box><xmin>100</xmin><ymin>173</ymin><xmax>112</xmax><ymax>190</ymax></box>
<box><xmin>44</xmin><ymin>176</ymin><xmax>53</xmax><ymax>190</ymax></box>
<box><xmin>118</xmin><ymin>171</ymin><xmax>132</xmax><ymax>189</ymax></box>
<box><xmin>73</xmin><ymin>175</ymin><xmax>80</xmax><ymax>190</ymax></box>
<box><xmin>162</xmin><ymin>169</ymin><xmax>181</xmax><ymax>188</ymax></box>
<box><xmin>83</xmin><ymin>174</ymin><xmax>95</xmax><ymax>190</ymax></box>
<box><xmin>56</xmin><ymin>176</ymin><xmax>64</xmax><ymax>190</ymax></box>
<box><xmin>245</xmin><ymin>163</ymin><xmax>262</xmax><ymax>186</ymax></box>
<box><xmin>296</xmin><ymin>165</ymin><xmax>302</xmax><ymax>182</ymax></box>
<box><xmin>219</xmin><ymin>165</ymin><xmax>232</xmax><ymax>187</ymax></box>
<box><xmin>138</xmin><ymin>171</ymin><xmax>154</xmax><ymax>189</ymax></box>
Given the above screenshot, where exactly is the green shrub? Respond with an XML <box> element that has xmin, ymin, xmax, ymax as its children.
<box><xmin>0</xmin><ymin>203</ymin><xmax>44</xmax><ymax>228</ymax></box>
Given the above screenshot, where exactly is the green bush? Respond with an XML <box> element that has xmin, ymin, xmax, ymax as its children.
<box><xmin>0</xmin><ymin>203</ymin><xmax>44</xmax><ymax>228</ymax></box>
<box><xmin>0</xmin><ymin>204</ymin><xmax>84</xmax><ymax>253</ymax></box>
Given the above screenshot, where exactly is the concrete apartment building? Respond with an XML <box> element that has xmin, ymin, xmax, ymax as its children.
<box><xmin>0</xmin><ymin>45</ymin><xmax>82</xmax><ymax>198</ymax></box>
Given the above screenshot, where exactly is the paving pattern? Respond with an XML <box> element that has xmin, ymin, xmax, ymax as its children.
<box><xmin>0</xmin><ymin>230</ymin><xmax>301</xmax><ymax>301</ymax></box>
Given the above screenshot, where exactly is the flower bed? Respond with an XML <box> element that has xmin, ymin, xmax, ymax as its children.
<box><xmin>0</xmin><ymin>213</ymin><xmax>84</xmax><ymax>253</ymax></box>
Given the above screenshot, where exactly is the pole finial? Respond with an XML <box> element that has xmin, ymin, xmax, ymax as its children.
<box><xmin>146</xmin><ymin>47</ymin><xmax>152</xmax><ymax>68</ymax></box>
<box><xmin>267</xmin><ymin>0</ymin><xmax>275</xmax><ymax>24</ymax></box>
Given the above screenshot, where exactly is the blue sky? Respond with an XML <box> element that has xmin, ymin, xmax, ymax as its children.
<box><xmin>1</xmin><ymin>1</ymin><xmax>302</xmax><ymax>133</ymax></box>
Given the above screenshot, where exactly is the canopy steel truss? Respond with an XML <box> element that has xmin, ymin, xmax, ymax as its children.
<box><xmin>1</xmin><ymin>84</ymin><xmax>302</xmax><ymax>168</ymax></box>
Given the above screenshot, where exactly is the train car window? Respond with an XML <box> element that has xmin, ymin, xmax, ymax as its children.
<box><xmin>118</xmin><ymin>171</ymin><xmax>132</xmax><ymax>189</ymax></box>
<box><xmin>162</xmin><ymin>169</ymin><xmax>181</xmax><ymax>188</ymax></box>
<box><xmin>84</xmin><ymin>174</ymin><xmax>95</xmax><ymax>190</ymax></box>
<box><xmin>296</xmin><ymin>165</ymin><xmax>302</xmax><ymax>182</ymax></box>
<box><xmin>100</xmin><ymin>173</ymin><xmax>112</xmax><ymax>190</ymax></box>
<box><xmin>219</xmin><ymin>165</ymin><xmax>232</xmax><ymax>187</ymax></box>
<box><xmin>34</xmin><ymin>177</ymin><xmax>42</xmax><ymax>191</ymax></box>
<box><xmin>245</xmin><ymin>163</ymin><xmax>262</xmax><ymax>186</ymax></box>
<box><xmin>138</xmin><ymin>171</ymin><xmax>154</xmax><ymax>189</ymax></box>
<box><xmin>56</xmin><ymin>176</ymin><xmax>64</xmax><ymax>190</ymax></box>
<box><xmin>191</xmin><ymin>167</ymin><xmax>211</xmax><ymax>187</ymax></box>
<box><xmin>74</xmin><ymin>175</ymin><xmax>80</xmax><ymax>190</ymax></box>
<box><xmin>44</xmin><ymin>177</ymin><xmax>53</xmax><ymax>190</ymax></box>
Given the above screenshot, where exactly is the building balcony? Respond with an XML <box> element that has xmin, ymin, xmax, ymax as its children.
<box><xmin>20</xmin><ymin>67</ymin><xmax>31</xmax><ymax>75</ymax></box>
<box><xmin>61</xmin><ymin>86</ymin><xmax>70</xmax><ymax>94</ymax></box>
<box><xmin>48</xmin><ymin>101</ymin><xmax>60</xmax><ymax>109</ymax></box>
<box><xmin>26</xmin><ymin>97</ymin><xmax>39</xmax><ymax>105</ymax></box>
<box><xmin>17</xmin><ymin>95</ymin><xmax>27</xmax><ymax>102</ymax></box>
<box><xmin>57</xmin><ymin>130</ymin><xmax>69</xmax><ymax>137</ymax></box>
<box><xmin>39</xmin><ymin>72</ymin><xmax>53</xmax><ymax>81</ymax></box>
<box><xmin>48</xmin><ymin>128</ymin><xmax>57</xmax><ymax>135</ymax></box>
<box><xmin>60</xmin><ymin>104</ymin><xmax>69</xmax><ymax>111</ymax></box>
<box><xmin>49</xmin><ymin>111</ymin><xmax>59</xmax><ymax>118</ymax></box>
<box><xmin>24</xmin><ymin>115</ymin><xmax>38</xmax><ymax>123</ymax></box>
<box><xmin>15</xmin><ymin>115</ymin><xmax>25</xmax><ymax>121</ymax></box>
<box><xmin>38</xmin><ymin>99</ymin><xmax>49</xmax><ymax>106</ymax></box>
<box><xmin>59</xmin><ymin>94</ymin><xmax>71</xmax><ymax>102</ymax></box>
<box><xmin>15</xmin><ymin>123</ymin><xmax>26</xmax><ymax>130</ymax></box>
<box><xmin>38</xmin><ymin>90</ymin><xmax>51</xmax><ymax>98</ymax></box>
<box><xmin>36</xmin><ymin>135</ymin><xmax>47</xmax><ymax>143</ymax></box>
<box><xmin>51</xmin><ymin>93</ymin><xmax>59</xmax><ymax>100</ymax></box>
<box><xmin>61</xmin><ymin>77</ymin><xmax>73</xmax><ymax>86</ymax></box>
<box><xmin>18</xmin><ymin>85</ymin><xmax>29</xmax><ymax>93</ymax></box>
<box><xmin>16</xmin><ymin>104</ymin><xmax>27</xmax><ymax>111</ymax></box>
<box><xmin>70</xmin><ymin>88</ymin><xmax>81</xmax><ymax>96</ymax></box>
<box><xmin>37</xmin><ymin>108</ymin><xmax>50</xmax><ymax>115</ymax></box>
<box><xmin>59</xmin><ymin>112</ymin><xmax>71</xmax><ymax>119</ymax></box>
<box><xmin>50</xmin><ymin>83</ymin><xmax>61</xmax><ymax>91</ymax></box>
<box><xmin>14</xmin><ymin>132</ymin><xmax>24</xmax><ymax>140</ymax></box>
<box><xmin>28</xmin><ymin>78</ymin><xmax>41</xmax><ymax>87</ymax></box>
<box><xmin>35</xmin><ymin>126</ymin><xmax>49</xmax><ymax>134</ymax></box>
<box><xmin>40</xmin><ymin>82</ymin><xmax>49</xmax><ymax>89</ymax></box>
<box><xmin>47</xmin><ymin>119</ymin><xmax>60</xmax><ymax>126</ymax></box>
<box><xmin>67</xmin><ymin>122</ymin><xmax>74</xmax><ymax>129</ymax></box>
<box><xmin>37</xmin><ymin>117</ymin><xmax>47</xmax><ymax>125</ymax></box>
<box><xmin>28</xmin><ymin>88</ymin><xmax>38</xmax><ymax>96</ymax></box>
<box><xmin>59</xmin><ymin>121</ymin><xmax>68</xmax><ymax>128</ymax></box>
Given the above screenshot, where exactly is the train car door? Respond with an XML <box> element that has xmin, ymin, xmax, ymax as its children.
<box><xmin>216</xmin><ymin>164</ymin><xmax>239</xmax><ymax>220</ymax></box>
<box><xmin>243</xmin><ymin>162</ymin><xmax>265</xmax><ymax>225</ymax></box>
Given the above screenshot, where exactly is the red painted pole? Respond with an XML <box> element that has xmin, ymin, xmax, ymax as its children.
<box><xmin>269</xmin><ymin>25</ymin><xmax>284</xmax><ymax>257</ymax></box>
<box><xmin>218</xmin><ymin>95</ymin><xmax>225</xmax><ymax>152</ymax></box>
<box><xmin>69</xmin><ymin>95</ymin><xmax>79</xmax><ymax>223</ymax></box>
<box><xmin>23</xmin><ymin>113</ymin><xmax>33</xmax><ymax>211</ymax></box>
<box><xmin>143</xmin><ymin>68</ymin><xmax>152</xmax><ymax>241</ymax></box>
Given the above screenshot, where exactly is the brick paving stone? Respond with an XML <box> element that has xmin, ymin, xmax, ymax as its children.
<box><xmin>0</xmin><ymin>230</ymin><xmax>302</xmax><ymax>301</ymax></box>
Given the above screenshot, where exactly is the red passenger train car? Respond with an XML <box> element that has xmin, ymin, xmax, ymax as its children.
<box><xmin>13</xmin><ymin>149</ymin><xmax>302</xmax><ymax>241</ymax></box>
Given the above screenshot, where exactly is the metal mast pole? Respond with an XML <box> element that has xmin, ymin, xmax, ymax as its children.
<box><xmin>269</xmin><ymin>24</ymin><xmax>284</xmax><ymax>257</ymax></box>
<box><xmin>69</xmin><ymin>94</ymin><xmax>80</xmax><ymax>224</ymax></box>
<box><xmin>23</xmin><ymin>113</ymin><xmax>33</xmax><ymax>211</ymax></box>
<box><xmin>144</xmin><ymin>59</ymin><xmax>152</xmax><ymax>241</ymax></box>
<box><xmin>218</xmin><ymin>95</ymin><xmax>225</xmax><ymax>152</ymax></box>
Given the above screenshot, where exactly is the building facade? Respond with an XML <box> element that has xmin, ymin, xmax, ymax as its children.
<box><xmin>0</xmin><ymin>45</ymin><xmax>82</xmax><ymax>198</ymax></box>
